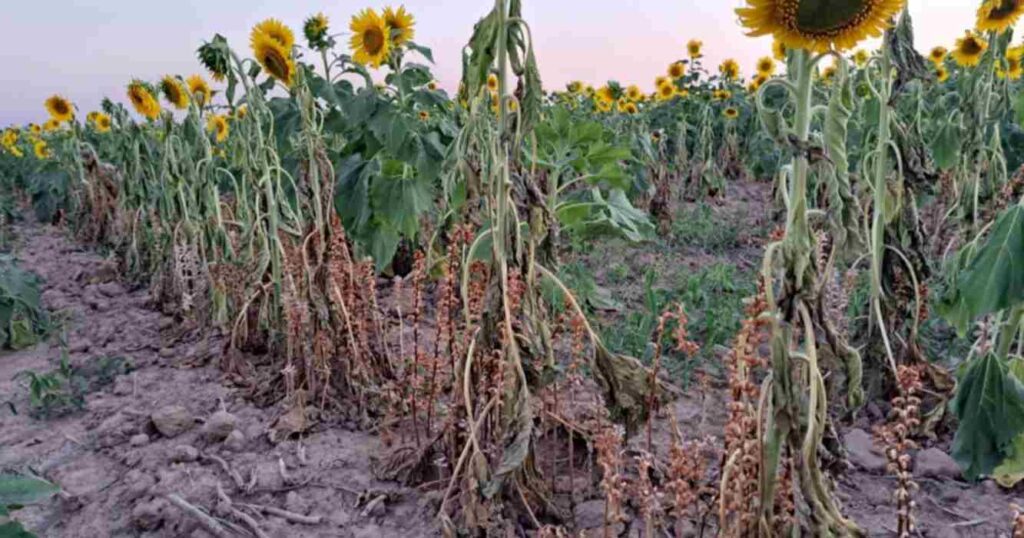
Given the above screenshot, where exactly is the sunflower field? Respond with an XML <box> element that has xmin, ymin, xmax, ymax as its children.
<box><xmin>5</xmin><ymin>0</ymin><xmax>1024</xmax><ymax>536</ymax></box>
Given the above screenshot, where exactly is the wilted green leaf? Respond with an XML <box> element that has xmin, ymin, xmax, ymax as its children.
<box><xmin>952</xmin><ymin>353</ymin><xmax>1024</xmax><ymax>480</ymax></box>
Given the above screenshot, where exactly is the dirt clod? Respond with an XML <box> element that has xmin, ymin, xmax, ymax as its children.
<box><xmin>151</xmin><ymin>405</ymin><xmax>194</xmax><ymax>438</ymax></box>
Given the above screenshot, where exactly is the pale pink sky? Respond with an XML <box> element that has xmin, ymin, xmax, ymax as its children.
<box><xmin>2</xmin><ymin>1</ymin><xmax>1019</xmax><ymax>124</ymax></box>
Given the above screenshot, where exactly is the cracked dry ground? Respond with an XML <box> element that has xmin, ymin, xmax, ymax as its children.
<box><xmin>0</xmin><ymin>220</ymin><xmax>437</xmax><ymax>537</ymax></box>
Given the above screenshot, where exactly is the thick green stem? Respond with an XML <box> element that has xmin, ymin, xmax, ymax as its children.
<box><xmin>870</xmin><ymin>44</ymin><xmax>893</xmax><ymax>311</ymax></box>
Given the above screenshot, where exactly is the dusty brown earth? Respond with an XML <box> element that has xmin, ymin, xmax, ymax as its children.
<box><xmin>2</xmin><ymin>179</ymin><xmax>1024</xmax><ymax>537</ymax></box>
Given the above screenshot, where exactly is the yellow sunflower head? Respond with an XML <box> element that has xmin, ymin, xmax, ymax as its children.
<box><xmin>654</xmin><ymin>76</ymin><xmax>668</xmax><ymax>89</ymax></box>
<box><xmin>94</xmin><ymin>113</ymin><xmax>112</xmax><ymax>133</ymax></box>
<box><xmin>207</xmin><ymin>114</ymin><xmax>229</xmax><ymax>143</ymax></box>
<box><xmin>86</xmin><ymin>111</ymin><xmax>99</xmax><ymax>124</ymax></box>
<box><xmin>929</xmin><ymin>46</ymin><xmax>948</xmax><ymax>65</ymax></box>
<box><xmin>2</xmin><ymin>129</ymin><xmax>17</xmax><ymax>147</ymax></box>
<box><xmin>687</xmin><ymin>39</ymin><xmax>703</xmax><ymax>58</ymax></box>
<box><xmin>127</xmin><ymin>81</ymin><xmax>161</xmax><ymax>121</ymax></box>
<box><xmin>623</xmin><ymin>102</ymin><xmax>638</xmax><ymax>114</ymax></box>
<box><xmin>935</xmin><ymin>65</ymin><xmax>949</xmax><ymax>82</ymax></box>
<box><xmin>427</xmin><ymin>80</ymin><xmax>438</xmax><ymax>91</ymax></box>
<box><xmin>596</xmin><ymin>99</ymin><xmax>612</xmax><ymax>113</ymax></box>
<box><xmin>34</xmin><ymin>140</ymin><xmax>50</xmax><ymax>159</ymax></box>
<box><xmin>567</xmin><ymin>80</ymin><xmax>582</xmax><ymax>94</ymax></box>
<box><xmin>235</xmin><ymin>105</ymin><xmax>248</xmax><ymax>120</ymax></box>
<box><xmin>626</xmin><ymin>84</ymin><xmax>642</xmax><ymax>101</ymax></box>
<box><xmin>304</xmin><ymin>12</ymin><xmax>331</xmax><ymax>50</ymax></box>
<box><xmin>30</xmin><ymin>123</ymin><xmax>41</xmax><ymax>135</ymax></box>
<box><xmin>383</xmin><ymin>6</ymin><xmax>416</xmax><ymax>46</ymax></box>
<box><xmin>350</xmin><ymin>9</ymin><xmax>392</xmax><ymax>68</ymax></box>
<box><xmin>853</xmin><ymin>49</ymin><xmax>870</xmax><ymax>67</ymax></box>
<box><xmin>820</xmin><ymin>65</ymin><xmax>837</xmax><ymax>85</ymax></box>
<box><xmin>748</xmin><ymin>74</ymin><xmax>769</xmax><ymax>92</ymax></box>
<box><xmin>418</xmin><ymin>110</ymin><xmax>430</xmax><ymax>121</ymax></box>
<box><xmin>187</xmin><ymin>74</ymin><xmax>213</xmax><ymax>107</ymax></box>
<box><xmin>952</xmin><ymin>32</ymin><xmax>989</xmax><ymax>68</ymax></box>
<box><xmin>251</xmin><ymin>31</ymin><xmax>296</xmax><ymax>86</ymax></box>
<box><xmin>723</xmin><ymin>107</ymin><xmax>740</xmax><ymax>120</ymax></box>
<box><xmin>712</xmin><ymin>89</ymin><xmax>733</xmax><ymax>101</ymax></box>
<box><xmin>596</xmin><ymin>85</ymin><xmax>615</xmax><ymax>104</ymax></box>
<box><xmin>976</xmin><ymin>0</ymin><xmax>1024</xmax><ymax>34</ymax></box>
<box><xmin>44</xmin><ymin>95</ymin><xmax>74</xmax><ymax>123</ymax></box>
<box><xmin>736</xmin><ymin>0</ymin><xmax>906</xmax><ymax>53</ymax></box>
<box><xmin>998</xmin><ymin>47</ymin><xmax>1024</xmax><ymax>79</ymax></box>
<box><xmin>668</xmin><ymin>62</ymin><xmax>686</xmax><ymax>79</ymax></box>
<box><xmin>772</xmin><ymin>39</ymin><xmax>789</xmax><ymax>61</ymax></box>
<box><xmin>487</xmin><ymin>73</ymin><xmax>499</xmax><ymax>93</ymax></box>
<box><xmin>252</xmin><ymin>18</ymin><xmax>295</xmax><ymax>50</ymax></box>
<box><xmin>656</xmin><ymin>82</ymin><xmax>676</xmax><ymax>101</ymax></box>
<box><xmin>160</xmin><ymin>76</ymin><xmax>190</xmax><ymax>110</ymax></box>
<box><xmin>43</xmin><ymin>118</ymin><xmax>61</xmax><ymax>132</ymax></box>
<box><xmin>756</xmin><ymin>56</ymin><xmax>776</xmax><ymax>77</ymax></box>
<box><xmin>719</xmin><ymin>59</ymin><xmax>740</xmax><ymax>81</ymax></box>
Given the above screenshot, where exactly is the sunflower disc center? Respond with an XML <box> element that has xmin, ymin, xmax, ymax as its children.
<box><xmin>795</xmin><ymin>0</ymin><xmax>872</xmax><ymax>33</ymax></box>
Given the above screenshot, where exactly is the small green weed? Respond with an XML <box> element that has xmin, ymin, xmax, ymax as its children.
<box><xmin>672</xmin><ymin>204</ymin><xmax>740</xmax><ymax>251</ymax></box>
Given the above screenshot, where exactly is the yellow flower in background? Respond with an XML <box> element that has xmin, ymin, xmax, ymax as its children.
<box><xmin>350</xmin><ymin>9</ymin><xmax>392</xmax><ymax>68</ymax></box>
<box><xmin>712</xmin><ymin>89</ymin><xmax>732</xmax><ymax>101</ymax></box>
<box><xmin>235</xmin><ymin>105</ymin><xmax>248</xmax><ymax>119</ymax></box>
<box><xmin>748</xmin><ymin>74</ymin><xmax>769</xmax><ymax>92</ymax></box>
<box><xmin>30</xmin><ymin>124</ymin><xmax>41</xmax><ymax>135</ymax></box>
<box><xmin>383</xmin><ymin>6</ymin><xmax>416</xmax><ymax>46</ymax></box>
<box><xmin>596</xmin><ymin>85</ymin><xmax>615</xmax><ymax>104</ymax></box>
<box><xmin>86</xmin><ymin>111</ymin><xmax>99</xmax><ymax>123</ymax></box>
<box><xmin>94</xmin><ymin>113</ymin><xmax>112</xmax><ymax>133</ymax></box>
<box><xmin>567</xmin><ymin>80</ymin><xmax>582</xmax><ymax>94</ymax></box>
<box><xmin>427</xmin><ymin>80</ymin><xmax>438</xmax><ymax>91</ymax></box>
<box><xmin>160</xmin><ymin>76</ymin><xmax>190</xmax><ymax>110</ymax></box>
<box><xmin>654</xmin><ymin>76</ymin><xmax>668</xmax><ymax>89</ymax></box>
<box><xmin>43</xmin><ymin>118</ymin><xmax>61</xmax><ymax>132</ymax></box>
<box><xmin>625</xmin><ymin>85</ymin><xmax>642</xmax><ymax>101</ymax></box>
<box><xmin>304</xmin><ymin>12</ymin><xmax>331</xmax><ymax>49</ymax></box>
<box><xmin>935</xmin><ymin>65</ymin><xmax>949</xmax><ymax>82</ymax></box>
<box><xmin>719</xmin><ymin>58</ymin><xmax>740</xmax><ymax>80</ymax></box>
<box><xmin>595</xmin><ymin>99</ymin><xmax>612</xmax><ymax>113</ymax></box>
<box><xmin>2</xmin><ymin>130</ymin><xmax>17</xmax><ymax>148</ymax></box>
<box><xmin>723</xmin><ymin>107</ymin><xmax>739</xmax><ymax>120</ymax></box>
<box><xmin>127</xmin><ymin>81</ymin><xmax>161</xmax><ymax>120</ymax></box>
<box><xmin>853</xmin><ymin>50</ymin><xmax>870</xmax><ymax>67</ymax></box>
<box><xmin>418</xmin><ymin>110</ymin><xmax>430</xmax><ymax>121</ymax></box>
<box><xmin>929</xmin><ymin>46</ymin><xmax>948</xmax><ymax>65</ymax></box>
<box><xmin>252</xmin><ymin>31</ymin><xmax>296</xmax><ymax>85</ymax></box>
<box><xmin>677</xmin><ymin>88</ymin><xmax>690</xmax><ymax>98</ymax></box>
<box><xmin>487</xmin><ymin>73</ymin><xmax>499</xmax><ymax>93</ymax></box>
<box><xmin>622</xmin><ymin>102</ymin><xmax>638</xmax><ymax>114</ymax></box>
<box><xmin>772</xmin><ymin>39</ymin><xmax>788</xmax><ymax>61</ymax></box>
<box><xmin>207</xmin><ymin>114</ymin><xmax>229</xmax><ymax>143</ymax></box>
<box><xmin>821</xmin><ymin>65</ymin><xmax>837</xmax><ymax>85</ymax></box>
<box><xmin>187</xmin><ymin>75</ymin><xmax>213</xmax><ymax>108</ymax></box>
<box><xmin>952</xmin><ymin>32</ymin><xmax>988</xmax><ymax>67</ymax></box>
<box><xmin>687</xmin><ymin>39</ymin><xmax>703</xmax><ymax>58</ymax></box>
<box><xmin>34</xmin><ymin>140</ymin><xmax>50</xmax><ymax>159</ymax></box>
<box><xmin>976</xmin><ymin>0</ymin><xmax>1024</xmax><ymax>34</ymax></box>
<box><xmin>997</xmin><ymin>46</ymin><xmax>1024</xmax><ymax>79</ymax></box>
<box><xmin>44</xmin><ymin>95</ymin><xmax>74</xmax><ymax>123</ymax></box>
<box><xmin>668</xmin><ymin>62</ymin><xmax>686</xmax><ymax>79</ymax></box>
<box><xmin>736</xmin><ymin>0</ymin><xmax>906</xmax><ymax>53</ymax></box>
<box><xmin>252</xmin><ymin>18</ymin><xmax>295</xmax><ymax>50</ymax></box>
<box><xmin>755</xmin><ymin>56</ymin><xmax>775</xmax><ymax>77</ymax></box>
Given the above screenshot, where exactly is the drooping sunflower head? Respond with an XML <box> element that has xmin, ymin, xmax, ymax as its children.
<box><xmin>952</xmin><ymin>32</ymin><xmax>989</xmax><ymax>68</ymax></box>
<box><xmin>383</xmin><ymin>6</ymin><xmax>416</xmax><ymax>46</ymax></box>
<box><xmin>723</xmin><ymin>107</ymin><xmax>740</xmax><ymax>120</ymax></box>
<box><xmin>34</xmin><ymin>140</ymin><xmax>50</xmax><ymax>159</ymax></box>
<box><xmin>44</xmin><ymin>95</ymin><xmax>74</xmax><ymax>123</ymax></box>
<box><xmin>935</xmin><ymin>65</ymin><xmax>950</xmax><ymax>83</ymax></box>
<box><xmin>127</xmin><ymin>81</ymin><xmax>161</xmax><ymax>120</ymax></box>
<box><xmin>207</xmin><ymin>114</ymin><xmax>229</xmax><ymax>143</ymax></box>
<box><xmin>772</xmin><ymin>39</ymin><xmax>788</xmax><ymax>61</ymax></box>
<box><xmin>234</xmin><ymin>105</ymin><xmax>248</xmax><ymax>120</ymax></box>
<box><xmin>86</xmin><ymin>111</ymin><xmax>99</xmax><ymax>124</ymax></box>
<box><xmin>304</xmin><ymin>12</ymin><xmax>331</xmax><ymax>50</ymax></box>
<box><xmin>487</xmin><ymin>73</ymin><xmax>500</xmax><ymax>93</ymax></box>
<box><xmin>623</xmin><ymin>102</ymin><xmax>639</xmax><ymax>114</ymax></box>
<box><xmin>43</xmin><ymin>118</ymin><xmax>60</xmax><ymax>132</ymax></box>
<box><xmin>350</xmin><ymin>9</ymin><xmax>392</xmax><ymax>68</ymax></box>
<box><xmin>160</xmin><ymin>76</ymin><xmax>190</xmax><ymax>110</ymax></box>
<box><xmin>687</xmin><ymin>39</ymin><xmax>703</xmax><ymax>58</ymax></box>
<box><xmin>756</xmin><ymin>56</ymin><xmax>776</xmax><ymax>77</ymax></box>
<box><xmin>719</xmin><ymin>59</ymin><xmax>740</xmax><ymax>81</ymax></box>
<box><xmin>252</xmin><ymin>18</ymin><xmax>295</xmax><ymax>50</ymax></box>
<box><xmin>626</xmin><ymin>85</ymin><xmax>642</xmax><ymax>101</ymax></box>
<box><xmin>668</xmin><ymin>62</ymin><xmax>686</xmax><ymax>79</ymax></box>
<box><xmin>187</xmin><ymin>75</ymin><xmax>213</xmax><ymax>108</ymax></box>
<box><xmin>94</xmin><ymin>113</ymin><xmax>112</xmax><ymax>133</ymax></box>
<box><xmin>197</xmin><ymin>35</ymin><xmax>230</xmax><ymax>82</ymax></box>
<box><xmin>853</xmin><ymin>49</ymin><xmax>870</xmax><ymax>67</ymax></box>
<box><xmin>251</xmin><ymin>31</ymin><xmax>296</xmax><ymax>85</ymax></box>
<box><xmin>736</xmin><ymin>0</ymin><xmax>907</xmax><ymax>53</ymax></box>
<box><xmin>929</xmin><ymin>46</ymin><xmax>948</xmax><ymax>65</ymax></box>
<box><xmin>567</xmin><ymin>80</ymin><xmax>582</xmax><ymax>94</ymax></box>
<box><xmin>976</xmin><ymin>0</ymin><xmax>1024</xmax><ymax>34</ymax></box>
